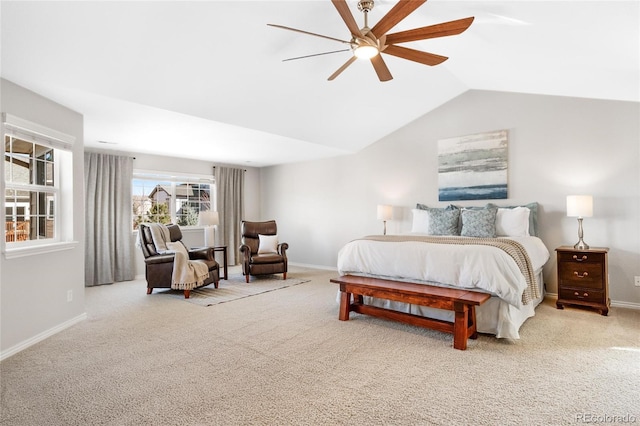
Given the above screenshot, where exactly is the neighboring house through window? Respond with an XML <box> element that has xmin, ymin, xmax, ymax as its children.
<box><xmin>132</xmin><ymin>171</ymin><xmax>215</xmax><ymax>230</ymax></box>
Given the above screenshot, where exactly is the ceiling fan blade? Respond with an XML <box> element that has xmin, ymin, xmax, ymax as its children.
<box><xmin>328</xmin><ymin>56</ymin><xmax>357</xmax><ymax>81</ymax></box>
<box><xmin>371</xmin><ymin>54</ymin><xmax>393</xmax><ymax>82</ymax></box>
<box><xmin>283</xmin><ymin>49</ymin><xmax>351</xmax><ymax>62</ymax></box>
<box><xmin>267</xmin><ymin>24</ymin><xmax>352</xmax><ymax>45</ymax></box>
<box><xmin>331</xmin><ymin>0</ymin><xmax>362</xmax><ymax>37</ymax></box>
<box><xmin>383</xmin><ymin>44</ymin><xmax>448</xmax><ymax>66</ymax></box>
<box><xmin>371</xmin><ymin>0</ymin><xmax>427</xmax><ymax>38</ymax></box>
<box><xmin>385</xmin><ymin>17</ymin><xmax>475</xmax><ymax>44</ymax></box>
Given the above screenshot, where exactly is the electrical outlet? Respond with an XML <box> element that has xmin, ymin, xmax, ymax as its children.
<box><xmin>635</xmin><ymin>276</ymin><xmax>640</xmax><ymax>287</ymax></box>
<box><xmin>67</xmin><ymin>290</ymin><xmax>73</xmax><ymax>302</ymax></box>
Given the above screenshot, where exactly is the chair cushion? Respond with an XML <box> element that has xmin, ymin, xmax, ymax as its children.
<box><xmin>167</xmin><ymin>224</ymin><xmax>183</xmax><ymax>242</ymax></box>
<box><xmin>142</xmin><ymin>226</ymin><xmax>158</xmax><ymax>256</ymax></box>
<box><xmin>250</xmin><ymin>253</ymin><xmax>284</xmax><ymax>264</ymax></box>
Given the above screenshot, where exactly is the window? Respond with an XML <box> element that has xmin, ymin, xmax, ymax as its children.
<box><xmin>3</xmin><ymin>114</ymin><xmax>74</xmax><ymax>250</ymax></box>
<box><xmin>132</xmin><ymin>171</ymin><xmax>215</xmax><ymax>230</ymax></box>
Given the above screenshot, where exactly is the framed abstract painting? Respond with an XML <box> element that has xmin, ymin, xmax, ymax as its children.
<box><xmin>438</xmin><ymin>129</ymin><xmax>508</xmax><ymax>201</ymax></box>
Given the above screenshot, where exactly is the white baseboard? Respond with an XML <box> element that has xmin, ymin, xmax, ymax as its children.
<box><xmin>0</xmin><ymin>312</ymin><xmax>87</xmax><ymax>362</ymax></box>
<box><xmin>610</xmin><ymin>300</ymin><xmax>640</xmax><ymax>310</ymax></box>
<box><xmin>545</xmin><ymin>292</ymin><xmax>640</xmax><ymax>310</ymax></box>
<box><xmin>289</xmin><ymin>262</ymin><xmax>337</xmax><ymax>271</ymax></box>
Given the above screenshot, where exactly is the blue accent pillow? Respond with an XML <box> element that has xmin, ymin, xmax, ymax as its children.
<box><xmin>461</xmin><ymin>207</ymin><xmax>497</xmax><ymax>238</ymax></box>
<box><xmin>427</xmin><ymin>208</ymin><xmax>460</xmax><ymax>235</ymax></box>
<box><xmin>416</xmin><ymin>203</ymin><xmax>457</xmax><ymax>211</ymax></box>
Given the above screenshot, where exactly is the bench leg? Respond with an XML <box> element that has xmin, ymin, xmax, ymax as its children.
<box><xmin>339</xmin><ymin>291</ymin><xmax>351</xmax><ymax>321</ymax></box>
<box><xmin>453</xmin><ymin>302</ymin><xmax>469</xmax><ymax>350</ymax></box>
<box><xmin>468</xmin><ymin>306</ymin><xmax>478</xmax><ymax>339</ymax></box>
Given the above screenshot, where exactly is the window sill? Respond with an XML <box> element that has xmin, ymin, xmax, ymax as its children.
<box><xmin>3</xmin><ymin>241</ymin><xmax>79</xmax><ymax>259</ymax></box>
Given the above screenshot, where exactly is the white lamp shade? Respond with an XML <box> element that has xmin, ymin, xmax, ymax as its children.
<box><xmin>198</xmin><ymin>210</ymin><xmax>219</xmax><ymax>226</ymax></box>
<box><xmin>377</xmin><ymin>204</ymin><xmax>393</xmax><ymax>221</ymax></box>
<box><xmin>566</xmin><ymin>195</ymin><xmax>593</xmax><ymax>218</ymax></box>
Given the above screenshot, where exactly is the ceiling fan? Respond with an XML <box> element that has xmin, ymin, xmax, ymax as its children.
<box><xmin>268</xmin><ymin>0</ymin><xmax>474</xmax><ymax>82</ymax></box>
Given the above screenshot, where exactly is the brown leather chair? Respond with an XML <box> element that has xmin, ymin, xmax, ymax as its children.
<box><xmin>138</xmin><ymin>223</ymin><xmax>220</xmax><ymax>298</ymax></box>
<box><xmin>239</xmin><ymin>220</ymin><xmax>288</xmax><ymax>283</ymax></box>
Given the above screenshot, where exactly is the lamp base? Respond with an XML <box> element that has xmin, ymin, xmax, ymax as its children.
<box><xmin>574</xmin><ymin>217</ymin><xmax>589</xmax><ymax>250</ymax></box>
<box><xmin>204</xmin><ymin>226</ymin><xmax>215</xmax><ymax>247</ymax></box>
<box><xmin>574</xmin><ymin>240</ymin><xmax>590</xmax><ymax>250</ymax></box>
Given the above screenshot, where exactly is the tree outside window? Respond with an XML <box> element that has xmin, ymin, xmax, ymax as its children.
<box><xmin>132</xmin><ymin>176</ymin><xmax>213</xmax><ymax>229</ymax></box>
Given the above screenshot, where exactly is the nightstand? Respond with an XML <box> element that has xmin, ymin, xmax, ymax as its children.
<box><xmin>555</xmin><ymin>246</ymin><xmax>609</xmax><ymax>316</ymax></box>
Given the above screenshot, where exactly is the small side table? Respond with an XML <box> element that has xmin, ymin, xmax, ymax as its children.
<box><xmin>555</xmin><ymin>246</ymin><xmax>609</xmax><ymax>316</ymax></box>
<box><xmin>213</xmin><ymin>246</ymin><xmax>228</xmax><ymax>280</ymax></box>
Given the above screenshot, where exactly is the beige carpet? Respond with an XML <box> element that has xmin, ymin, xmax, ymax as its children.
<box><xmin>1</xmin><ymin>266</ymin><xmax>638</xmax><ymax>425</ymax></box>
<box><xmin>167</xmin><ymin>274</ymin><xmax>310</xmax><ymax>306</ymax></box>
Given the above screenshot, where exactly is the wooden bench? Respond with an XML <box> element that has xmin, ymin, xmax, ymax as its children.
<box><xmin>330</xmin><ymin>275</ymin><xmax>491</xmax><ymax>350</ymax></box>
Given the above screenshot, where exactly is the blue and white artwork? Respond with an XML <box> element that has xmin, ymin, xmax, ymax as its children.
<box><xmin>438</xmin><ymin>130</ymin><xmax>508</xmax><ymax>201</ymax></box>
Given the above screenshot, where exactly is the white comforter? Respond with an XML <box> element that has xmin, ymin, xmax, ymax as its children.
<box><xmin>337</xmin><ymin>235</ymin><xmax>550</xmax><ymax>308</ymax></box>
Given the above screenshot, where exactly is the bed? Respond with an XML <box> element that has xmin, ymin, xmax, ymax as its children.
<box><xmin>336</xmin><ymin>203</ymin><xmax>550</xmax><ymax>339</ymax></box>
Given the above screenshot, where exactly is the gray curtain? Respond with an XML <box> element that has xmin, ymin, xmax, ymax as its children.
<box><xmin>84</xmin><ymin>152</ymin><xmax>135</xmax><ymax>286</ymax></box>
<box><xmin>215</xmin><ymin>166</ymin><xmax>244</xmax><ymax>265</ymax></box>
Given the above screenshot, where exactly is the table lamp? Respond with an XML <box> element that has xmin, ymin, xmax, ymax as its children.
<box><xmin>377</xmin><ymin>204</ymin><xmax>393</xmax><ymax>235</ymax></box>
<box><xmin>566</xmin><ymin>195</ymin><xmax>593</xmax><ymax>250</ymax></box>
<box><xmin>198</xmin><ymin>210</ymin><xmax>219</xmax><ymax>247</ymax></box>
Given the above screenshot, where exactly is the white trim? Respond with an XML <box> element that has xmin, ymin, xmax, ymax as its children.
<box><xmin>3</xmin><ymin>241</ymin><xmax>79</xmax><ymax>259</ymax></box>
<box><xmin>545</xmin><ymin>292</ymin><xmax>640</xmax><ymax>311</ymax></box>
<box><xmin>610</xmin><ymin>300</ymin><xmax>640</xmax><ymax>310</ymax></box>
<box><xmin>0</xmin><ymin>313</ymin><xmax>87</xmax><ymax>361</ymax></box>
<box><xmin>289</xmin><ymin>261</ymin><xmax>337</xmax><ymax>271</ymax></box>
<box><xmin>133</xmin><ymin>168</ymin><xmax>214</xmax><ymax>182</ymax></box>
<box><xmin>2</xmin><ymin>113</ymin><xmax>75</xmax><ymax>150</ymax></box>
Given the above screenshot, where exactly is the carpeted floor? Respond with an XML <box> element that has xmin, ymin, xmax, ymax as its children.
<box><xmin>167</xmin><ymin>273</ymin><xmax>310</xmax><ymax>306</ymax></box>
<box><xmin>1</xmin><ymin>266</ymin><xmax>638</xmax><ymax>425</ymax></box>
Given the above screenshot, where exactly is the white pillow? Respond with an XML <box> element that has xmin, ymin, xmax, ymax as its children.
<box><xmin>258</xmin><ymin>234</ymin><xmax>279</xmax><ymax>254</ymax></box>
<box><xmin>411</xmin><ymin>209</ymin><xmax>430</xmax><ymax>234</ymax></box>
<box><xmin>496</xmin><ymin>207</ymin><xmax>530</xmax><ymax>237</ymax></box>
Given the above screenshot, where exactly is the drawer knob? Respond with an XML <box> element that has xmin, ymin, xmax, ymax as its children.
<box><xmin>572</xmin><ymin>255</ymin><xmax>588</xmax><ymax>262</ymax></box>
<box><xmin>574</xmin><ymin>291</ymin><xmax>579</xmax><ymax>296</ymax></box>
<box><xmin>574</xmin><ymin>271</ymin><xmax>589</xmax><ymax>278</ymax></box>
<box><xmin>584</xmin><ymin>292</ymin><xmax>589</xmax><ymax>297</ymax></box>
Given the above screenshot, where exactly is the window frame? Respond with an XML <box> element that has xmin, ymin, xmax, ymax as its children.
<box><xmin>132</xmin><ymin>169</ymin><xmax>216</xmax><ymax>230</ymax></box>
<box><xmin>2</xmin><ymin>113</ymin><xmax>77</xmax><ymax>258</ymax></box>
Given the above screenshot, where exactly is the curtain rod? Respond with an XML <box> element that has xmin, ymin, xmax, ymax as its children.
<box><xmin>213</xmin><ymin>166</ymin><xmax>247</xmax><ymax>172</ymax></box>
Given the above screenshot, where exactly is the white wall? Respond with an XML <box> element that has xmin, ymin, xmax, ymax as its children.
<box><xmin>1</xmin><ymin>79</ymin><xmax>86</xmax><ymax>357</ymax></box>
<box><xmin>261</xmin><ymin>90</ymin><xmax>640</xmax><ymax>306</ymax></box>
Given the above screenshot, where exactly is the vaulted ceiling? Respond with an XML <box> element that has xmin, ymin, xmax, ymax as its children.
<box><xmin>2</xmin><ymin>1</ymin><xmax>638</xmax><ymax>167</ymax></box>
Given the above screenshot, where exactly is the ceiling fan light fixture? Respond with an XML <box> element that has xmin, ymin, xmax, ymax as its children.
<box><xmin>354</xmin><ymin>44</ymin><xmax>379</xmax><ymax>59</ymax></box>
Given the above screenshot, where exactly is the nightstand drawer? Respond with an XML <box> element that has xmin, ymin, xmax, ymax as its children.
<box><xmin>558</xmin><ymin>288</ymin><xmax>605</xmax><ymax>304</ymax></box>
<box><xmin>557</xmin><ymin>251</ymin><xmax>605</xmax><ymax>264</ymax></box>
<box><xmin>558</xmin><ymin>262</ymin><xmax>604</xmax><ymax>289</ymax></box>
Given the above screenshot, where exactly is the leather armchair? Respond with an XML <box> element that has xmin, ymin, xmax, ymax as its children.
<box><xmin>239</xmin><ymin>220</ymin><xmax>288</xmax><ymax>283</ymax></box>
<box><xmin>139</xmin><ymin>223</ymin><xmax>219</xmax><ymax>298</ymax></box>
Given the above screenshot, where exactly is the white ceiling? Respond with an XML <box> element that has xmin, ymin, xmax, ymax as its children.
<box><xmin>2</xmin><ymin>1</ymin><xmax>638</xmax><ymax>167</ymax></box>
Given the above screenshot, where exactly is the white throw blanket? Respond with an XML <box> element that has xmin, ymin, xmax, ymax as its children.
<box><xmin>147</xmin><ymin>223</ymin><xmax>209</xmax><ymax>290</ymax></box>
